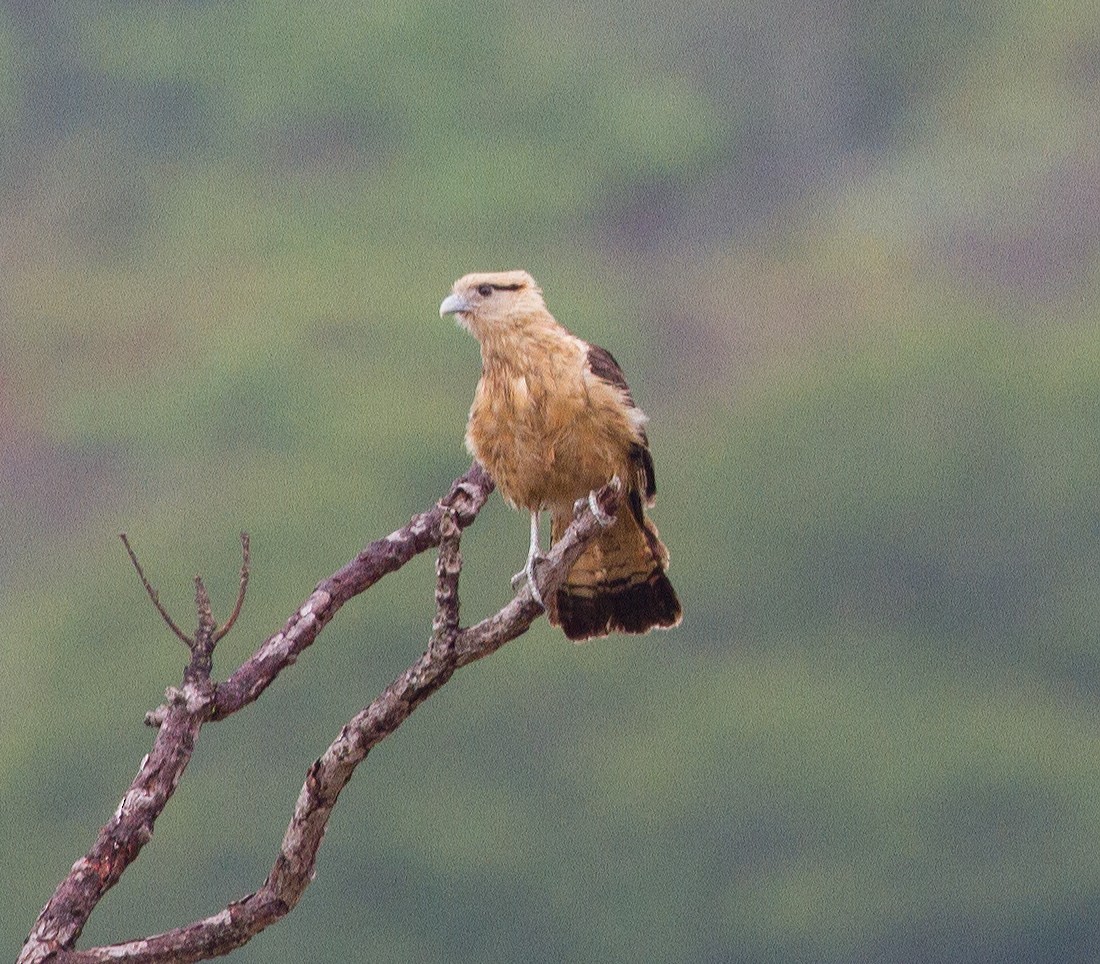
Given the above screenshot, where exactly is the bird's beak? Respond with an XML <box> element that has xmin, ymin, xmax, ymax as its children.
<box><xmin>439</xmin><ymin>293</ymin><xmax>471</xmax><ymax>318</ymax></box>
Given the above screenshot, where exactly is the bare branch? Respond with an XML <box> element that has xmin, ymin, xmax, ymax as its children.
<box><xmin>119</xmin><ymin>533</ymin><xmax>192</xmax><ymax>647</ymax></box>
<box><xmin>19</xmin><ymin>681</ymin><xmax>214</xmax><ymax>964</ymax></box>
<box><xmin>186</xmin><ymin>575</ymin><xmax>218</xmax><ymax>684</ymax></box>
<box><xmin>193</xmin><ymin>576</ymin><xmax>216</xmax><ymax>638</ymax></box>
<box><xmin>430</xmin><ymin>507</ymin><xmax>462</xmax><ymax>659</ymax></box>
<box><xmin>207</xmin><ymin>461</ymin><xmax>495</xmax><ymax>722</ymax></box>
<box><xmin>36</xmin><ymin>476</ymin><xmax>619</xmax><ymax>964</ymax></box>
<box><xmin>213</xmin><ymin>533</ymin><xmax>251</xmax><ymax>643</ymax></box>
<box><xmin>455</xmin><ymin>479</ymin><xmax>623</xmax><ymax>667</ymax></box>
<box><xmin>19</xmin><ymin>463</ymin><xmax>496</xmax><ymax>964</ymax></box>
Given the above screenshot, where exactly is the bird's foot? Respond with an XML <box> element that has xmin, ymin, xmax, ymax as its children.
<box><xmin>511</xmin><ymin>553</ymin><xmax>546</xmax><ymax>609</ymax></box>
<box><xmin>582</xmin><ymin>474</ymin><xmax>621</xmax><ymax>527</ymax></box>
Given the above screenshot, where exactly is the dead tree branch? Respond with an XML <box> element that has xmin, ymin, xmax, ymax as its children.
<box><xmin>18</xmin><ymin>463</ymin><xmax>621</xmax><ymax>964</ymax></box>
<box><xmin>119</xmin><ymin>532</ymin><xmax>192</xmax><ymax>647</ymax></box>
<box><xmin>213</xmin><ymin>533</ymin><xmax>251</xmax><ymax>643</ymax></box>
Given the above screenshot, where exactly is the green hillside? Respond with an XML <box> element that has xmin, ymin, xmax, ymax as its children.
<box><xmin>6</xmin><ymin>1</ymin><xmax>1100</xmax><ymax>961</ymax></box>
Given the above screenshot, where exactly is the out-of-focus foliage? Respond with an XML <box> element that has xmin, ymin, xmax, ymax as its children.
<box><xmin>5</xmin><ymin>1</ymin><xmax>1100</xmax><ymax>961</ymax></box>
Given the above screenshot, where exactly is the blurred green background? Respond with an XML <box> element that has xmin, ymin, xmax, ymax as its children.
<box><xmin>5</xmin><ymin>1</ymin><xmax>1100</xmax><ymax>961</ymax></box>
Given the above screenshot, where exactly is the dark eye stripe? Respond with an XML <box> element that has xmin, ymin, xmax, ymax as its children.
<box><xmin>475</xmin><ymin>282</ymin><xmax>524</xmax><ymax>297</ymax></box>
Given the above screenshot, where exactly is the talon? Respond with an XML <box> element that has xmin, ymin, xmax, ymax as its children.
<box><xmin>527</xmin><ymin>572</ymin><xmax>545</xmax><ymax>610</ymax></box>
<box><xmin>522</xmin><ymin>552</ymin><xmax>545</xmax><ymax>609</ymax></box>
<box><xmin>588</xmin><ymin>490</ymin><xmax>614</xmax><ymax>527</ymax></box>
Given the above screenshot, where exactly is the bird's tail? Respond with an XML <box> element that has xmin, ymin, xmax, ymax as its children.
<box><xmin>547</xmin><ymin>499</ymin><xmax>682</xmax><ymax>642</ymax></box>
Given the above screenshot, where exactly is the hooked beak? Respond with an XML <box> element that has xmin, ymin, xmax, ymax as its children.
<box><xmin>439</xmin><ymin>293</ymin><xmax>472</xmax><ymax>318</ymax></box>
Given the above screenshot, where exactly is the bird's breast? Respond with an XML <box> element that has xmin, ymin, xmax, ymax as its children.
<box><xmin>466</xmin><ymin>361</ymin><xmax>634</xmax><ymax>512</ymax></box>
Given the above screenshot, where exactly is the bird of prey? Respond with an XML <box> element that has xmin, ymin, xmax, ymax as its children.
<box><xmin>440</xmin><ymin>270</ymin><xmax>682</xmax><ymax>641</ymax></box>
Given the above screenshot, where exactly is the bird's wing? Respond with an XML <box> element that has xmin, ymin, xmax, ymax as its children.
<box><xmin>585</xmin><ymin>343</ymin><xmax>634</xmax><ymax>402</ymax></box>
<box><xmin>584</xmin><ymin>343</ymin><xmax>657</xmax><ymax>509</ymax></box>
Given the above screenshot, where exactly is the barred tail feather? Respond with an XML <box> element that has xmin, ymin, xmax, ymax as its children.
<box><xmin>552</xmin><ymin>567</ymin><xmax>681</xmax><ymax>641</ymax></box>
<box><xmin>547</xmin><ymin>506</ymin><xmax>682</xmax><ymax>642</ymax></box>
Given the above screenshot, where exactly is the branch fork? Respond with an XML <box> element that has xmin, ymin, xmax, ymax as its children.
<box><xmin>19</xmin><ymin>463</ymin><xmax>621</xmax><ymax>964</ymax></box>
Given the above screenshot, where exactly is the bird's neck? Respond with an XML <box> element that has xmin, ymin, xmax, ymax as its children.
<box><xmin>475</xmin><ymin>311</ymin><xmax>571</xmax><ymax>374</ymax></box>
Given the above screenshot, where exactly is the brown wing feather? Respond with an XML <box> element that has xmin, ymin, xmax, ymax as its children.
<box><xmin>586</xmin><ymin>344</ymin><xmax>657</xmax><ymax>503</ymax></box>
<box><xmin>586</xmin><ymin>344</ymin><xmax>633</xmax><ymax>399</ymax></box>
<box><xmin>548</xmin><ymin>345</ymin><xmax>679</xmax><ymax>641</ymax></box>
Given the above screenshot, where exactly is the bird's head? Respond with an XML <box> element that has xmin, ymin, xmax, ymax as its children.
<box><xmin>439</xmin><ymin>270</ymin><xmax>546</xmax><ymax>339</ymax></box>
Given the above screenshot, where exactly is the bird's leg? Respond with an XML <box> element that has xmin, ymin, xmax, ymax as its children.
<box><xmin>511</xmin><ymin>510</ymin><xmax>545</xmax><ymax>608</ymax></box>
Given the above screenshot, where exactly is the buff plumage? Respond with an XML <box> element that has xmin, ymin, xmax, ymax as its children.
<box><xmin>440</xmin><ymin>270</ymin><xmax>681</xmax><ymax>641</ymax></box>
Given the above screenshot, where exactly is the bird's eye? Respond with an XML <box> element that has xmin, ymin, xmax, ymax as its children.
<box><xmin>477</xmin><ymin>284</ymin><xmax>493</xmax><ymax>297</ymax></box>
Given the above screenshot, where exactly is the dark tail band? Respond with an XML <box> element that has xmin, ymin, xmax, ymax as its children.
<box><xmin>552</xmin><ymin>569</ymin><xmax>682</xmax><ymax>642</ymax></box>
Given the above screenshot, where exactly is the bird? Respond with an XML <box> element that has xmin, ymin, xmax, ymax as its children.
<box><xmin>440</xmin><ymin>269</ymin><xmax>682</xmax><ymax>641</ymax></box>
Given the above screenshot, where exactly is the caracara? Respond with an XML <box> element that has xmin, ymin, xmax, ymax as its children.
<box><xmin>440</xmin><ymin>270</ymin><xmax>682</xmax><ymax>641</ymax></box>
